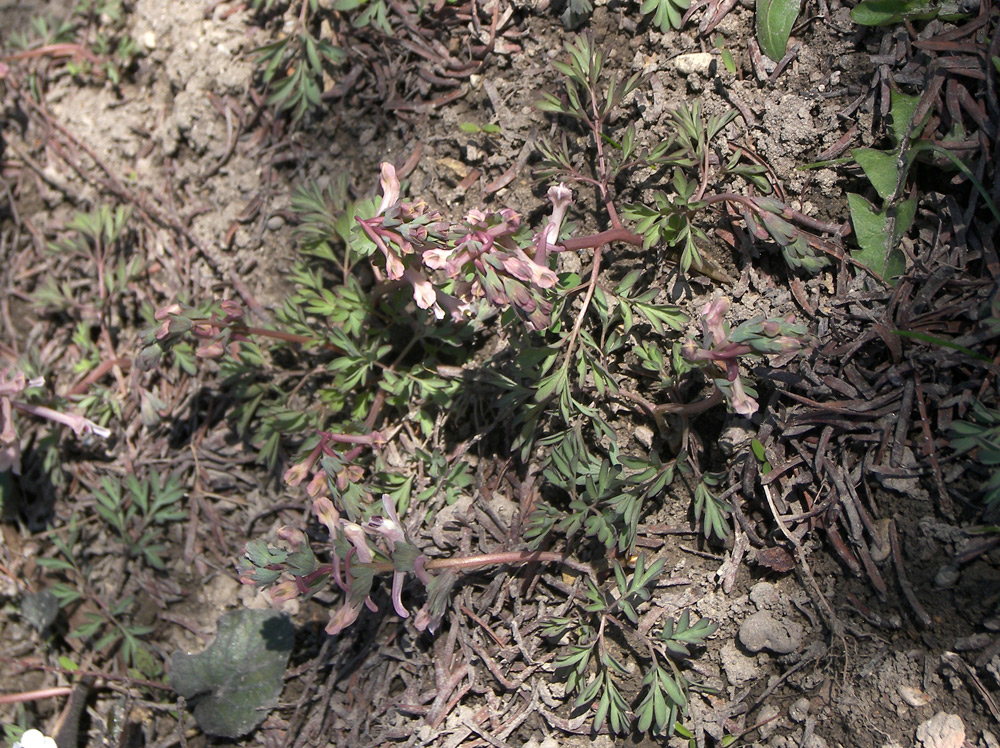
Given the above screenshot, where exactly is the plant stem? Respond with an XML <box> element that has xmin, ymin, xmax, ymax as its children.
<box><xmin>367</xmin><ymin>549</ymin><xmax>596</xmax><ymax>579</ymax></box>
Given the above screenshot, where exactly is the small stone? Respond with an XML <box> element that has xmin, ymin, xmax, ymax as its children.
<box><xmin>898</xmin><ymin>684</ymin><xmax>932</xmax><ymax>707</ymax></box>
<box><xmin>720</xmin><ymin>640</ymin><xmax>759</xmax><ymax>685</ymax></box>
<box><xmin>788</xmin><ymin>697</ymin><xmax>810</xmax><ymax>723</ymax></box>
<box><xmin>915</xmin><ymin>712</ymin><xmax>965</xmax><ymax>748</ymax></box>
<box><xmin>672</xmin><ymin>52</ymin><xmax>714</xmax><ymax>76</ymax></box>
<box><xmin>749</xmin><ymin>581</ymin><xmax>780</xmax><ymax>610</ymax></box>
<box><xmin>739</xmin><ymin>610</ymin><xmax>804</xmax><ymax>655</ymax></box>
<box><xmin>266</xmin><ymin>215</ymin><xmax>285</xmax><ymax>231</ymax></box>
<box><xmin>464</xmin><ymin>143</ymin><xmax>485</xmax><ymax>164</ymax></box>
<box><xmin>953</xmin><ymin>633</ymin><xmax>992</xmax><ymax>651</ymax></box>
<box><xmin>982</xmin><ymin>729</ymin><xmax>1000</xmax><ymax>748</ymax></box>
<box><xmin>718</xmin><ymin>423</ymin><xmax>753</xmax><ymax>456</ymax></box>
<box><xmin>934</xmin><ymin>565</ymin><xmax>960</xmax><ymax>588</ymax></box>
<box><xmin>870</xmin><ymin>518</ymin><xmax>892</xmax><ymax>562</ymax></box>
<box><xmin>984</xmin><ymin>617</ymin><xmax>1000</xmax><ymax>632</ymax></box>
<box><xmin>757</xmin><ymin>704</ymin><xmax>780</xmax><ymax>737</ymax></box>
<box><xmin>141</xmin><ymin>31</ymin><xmax>157</xmax><ymax>50</ymax></box>
<box><xmin>633</xmin><ymin>425</ymin><xmax>654</xmax><ymax>449</ymax></box>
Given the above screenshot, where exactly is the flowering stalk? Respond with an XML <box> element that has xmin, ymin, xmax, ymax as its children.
<box><xmin>1</xmin><ymin>368</ymin><xmax>110</xmax><ymax>474</ymax></box>
<box><xmin>238</xmin><ymin>493</ymin><xmax>599</xmax><ymax>636</ymax></box>
<box><xmin>681</xmin><ymin>298</ymin><xmax>810</xmax><ymax>417</ymax></box>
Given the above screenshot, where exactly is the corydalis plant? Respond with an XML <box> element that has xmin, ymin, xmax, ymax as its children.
<box><xmin>355</xmin><ymin>163</ymin><xmax>566</xmax><ymax>331</ymax></box>
<box><xmin>238</xmin><ymin>491</ymin><xmax>593</xmax><ymax>635</ymax></box>
<box><xmin>682</xmin><ymin>298</ymin><xmax>809</xmax><ymax>417</ymax></box>
<box><xmin>238</xmin><ymin>493</ymin><xmax>443</xmax><ymax>633</ymax></box>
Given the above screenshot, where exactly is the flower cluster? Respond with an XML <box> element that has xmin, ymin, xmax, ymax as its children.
<box><xmin>356</xmin><ymin>163</ymin><xmax>569</xmax><ymax>331</ymax></box>
<box><xmin>238</xmin><ymin>491</ymin><xmax>449</xmax><ymax>636</ymax></box>
<box><xmin>682</xmin><ymin>298</ymin><xmax>810</xmax><ymax>417</ymax></box>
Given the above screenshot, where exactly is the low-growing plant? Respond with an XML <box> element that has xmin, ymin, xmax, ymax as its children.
<box><xmin>142</xmin><ymin>32</ymin><xmax>821</xmax><ymax>735</ymax></box>
<box><xmin>542</xmin><ymin>555</ymin><xmax>717</xmax><ymax>735</ymax></box>
<box><xmin>0</xmin><ymin>366</ymin><xmax>110</xmax><ymax>476</ymax></box>
<box><xmin>3</xmin><ymin>0</ymin><xmax>141</xmax><ymax>87</ymax></box>
<box><xmin>847</xmin><ymin>77</ymin><xmax>1000</xmax><ymax>286</ymax></box>
<box><xmin>755</xmin><ymin>0</ymin><xmax>800</xmax><ymax>61</ymax></box>
<box><xmin>36</xmin><ymin>521</ymin><xmax>161</xmax><ymax>678</ymax></box>
<box><xmin>91</xmin><ymin>470</ymin><xmax>186</xmax><ymax>569</ymax></box>
<box><xmin>251</xmin><ymin>0</ymin><xmax>344</xmax><ymax>120</ymax></box>
<box><xmin>35</xmin><ymin>205</ymin><xmax>140</xmax><ymax>313</ymax></box>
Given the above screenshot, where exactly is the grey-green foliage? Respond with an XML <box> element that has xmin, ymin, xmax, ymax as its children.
<box><xmin>525</xmin><ymin>428</ymin><xmax>674</xmax><ymax>555</ymax></box>
<box><xmin>254</xmin><ymin>31</ymin><xmax>344</xmax><ymax>121</ymax></box>
<box><xmin>92</xmin><ymin>470</ymin><xmax>186</xmax><ymax>569</ymax></box>
<box><xmin>693</xmin><ymin>471</ymin><xmax>731</xmax><ymax>539</ymax></box>
<box><xmin>950</xmin><ymin>399</ymin><xmax>1000</xmax><ymax>507</ymax></box>
<box><xmin>543</xmin><ymin>555</ymin><xmax>716</xmax><ymax>734</ymax></box>
<box><xmin>171</xmin><ymin>609</ymin><xmax>295</xmax><ymax>738</ymax></box>
<box><xmin>38</xmin><ymin>205</ymin><xmax>141</xmax><ymax>310</ymax></box>
<box><xmin>755</xmin><ymin>0</ymin><xmax>800</xmax><ymax>61</ymax></box>
<box><xmin>36</xmin><ymin>521</ymin><xmax>161</xmax><ymax>677</ymax></box>
<box><xmin>641</xmin><ymin>0</ymin><xmax>691</xmax><ymax>31</ymax></box>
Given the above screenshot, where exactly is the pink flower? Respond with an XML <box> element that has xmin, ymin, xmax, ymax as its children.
<box><xmin>326</xmin><ymin>600</ymin><xmax>364</xmax><ymax>635</ymax></box>
<box><xmin>276</xmin><ymin>526</ymin><xmax>307</xmax><ymax>550</ymax></box>
<box><xmin>268</xmin><ymin>580</ymin><xmax>300</xmax><ymax>606</ymax></box>
<box><xmin>500</xmin><ymin>253</ymin><xmax>557</xmax><ymax>289</ymax></box>
<box><xmin>376</xmin><ymin>162</ymin><xmax>400</xmax><ymax>216</ymax></box>
<box><xmin>306</xmin><ymin>471</ymin><xmax>327</xmax><ymax>497</ymax></box>
<box><xmin>422</xmin><ymin>248</ymin><xmax>455</xmax><ymax>270</ymax></box>
<box><xmin>543</xmin><ymin>183</ymin><xmax>573</xmax><ymax>246</ymax></box>
<box><xmin>404</xmin><ymin>267</ymin><xmax>445</xmax><ymax>320</ymax></box>
<box><xmin>728</xmin><ymin>373</ymin><xmax>758</xmax><ymax>418</ymax></box>
<box><xmin>701</xmin><ymin>298</ymin><xmax>729</xmax><ymax>345</ymax></box>
<box><xmin>341</xmin><ymin>522</ymin><xmax>373</xmax><ymax>564</ymax></box>
<box><xmin>313</xmin><ymin>497</ymin><xmax>340</xmax><ymax>536</ymax></box>
<box><xmin>384</xmin><ymin>249</ymin><xmax>405</xmax><ymax>281</ymax></box>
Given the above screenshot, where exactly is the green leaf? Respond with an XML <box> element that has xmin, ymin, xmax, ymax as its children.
<box><xmin>170</xmin><ymin>609</ymin><xmax>294</xmax><ymax>738</ymax></box>
<box><xmin>851</xmin><ymin>148</ymin><xmax>900</xmax><ymax>201</ymax></box>
<box><xmin>846</xmin><ymin>193</ymin><xmax>909</xmax><ymax>283</ymax></box>
<box><xmin>889</xmin><ymin>90</ymin><xmax>921</xmax><ymax>146</ymax></box>
<box><xmin>756</xmin><ymin>0</ymin><xmax>800</xmax><ymax>61</ymax></box>
<box><xmin>850</xmin><ymin>0</ymin><xmax>947</xmax><ymax>25</ymax></box>
<box><xmin>640</xmin><ymin>0</ymin><xmax>690</xmax><ymax>32</ymax></box>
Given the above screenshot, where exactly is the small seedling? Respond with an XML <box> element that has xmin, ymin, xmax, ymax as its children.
<box><xmin>91</xmin><ymin>471</ymin><xmax>186</xmax><ymax>569</ymax></box>
<box><xmin>37</xmin><ymin>521</ymin><xmax>160</xmax><ymax>677</ymax></box>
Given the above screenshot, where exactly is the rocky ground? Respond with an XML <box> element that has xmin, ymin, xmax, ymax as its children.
<box><xmin>1</xmin><ymin>0</ymin><xmax>998</xmax><ymax>746</ymax></box>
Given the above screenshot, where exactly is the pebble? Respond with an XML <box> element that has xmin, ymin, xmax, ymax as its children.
<box><xmin>633</xmin><ymin>425</ymin><xmax>654</xmax><ymax>449</ymax></box>
<box><xmin>898</xmin><ymin>684</ymin><xmax>932</xmax><ymax>707</ymax></box>
<box><xmin>788</xmin><ymin>697</ymin><xmax>810</xmax><ymax>723</ymax></box>
<box><xmin>757</xmin><ymin>704</ymin><xmax>780</xmax><ymax>737</ymax></box>
<box><xmin>266</xmin><ymin>215</ymin><xmax>285</xmax><ymax>231</ymax></box>
<box><xmin>672</xmin><ymin>52</ymin><xmax>714</xmax><ymax>76</ymax></box>
<box><xmin>953</xmin><ymin>633</ymin><xmax>992</xmax><ymax>651</ymax></box>
<box><xmin>749</xmin><ymin>581</ymin><xmax>780</xmax><ymax>610</ymax></box>
<box><xmin>738</xmin><ymin>610</ymin><xmax>804</xmax><ymax>655</ymax></box>
<box><xmin>934</xmin><ymin>565</ymin><xmax>960</xmax><ymax>588</ymax></box>
<box><xmin>915</xmin><ymin>712</ymin><xmax>965</xmax><ymax>748</ymax></box>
